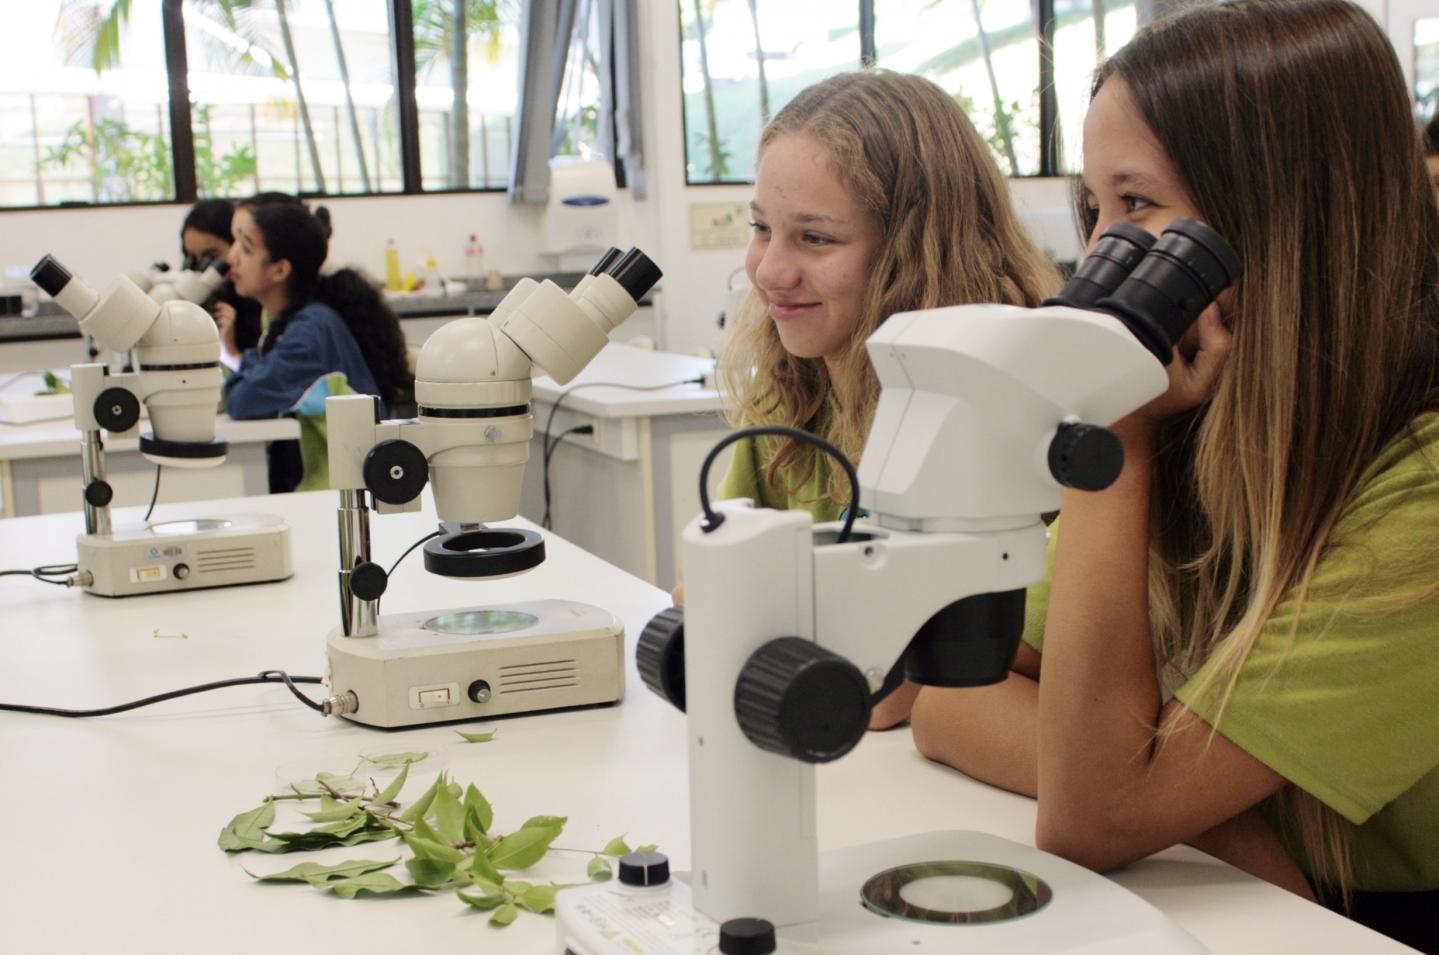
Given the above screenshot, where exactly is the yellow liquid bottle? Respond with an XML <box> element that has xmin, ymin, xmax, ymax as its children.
<box><xmin>384</xmin><ymin>239</ymin><xmax>401</xmax><ymax>292</ymax></box>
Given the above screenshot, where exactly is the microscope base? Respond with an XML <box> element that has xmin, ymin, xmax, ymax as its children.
<box><xmin>326</xmin><ymin>598</ymin><xmax>625</xmax><ymax>729</ymax></box>
<box><xmin>554</xmin><ymin>830</ymin><xmax>1206</xmax><ymax>955</ymax></box>
<box><xmin>77</xmin><ymin>513</ymin><xmax>293</xmax><ymax>597</ymax></box>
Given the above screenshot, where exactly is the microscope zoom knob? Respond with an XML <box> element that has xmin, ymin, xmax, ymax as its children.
<box><xmin>1047</xmin><ymin>422</ymin><xmax>1125</xmax><ymax>492</ymax></box>
<box><xmin>636</xmin><ymin>607</ymin><xmax>686</xmax><ymax>712</ymax></box>
<box><xmin>363</xmin><ymin>439</ymin><xmax>429</xmax><ymax>505</ymax></box>
<box><xmin>719</xmin><ymin>918</ymin><xmax>777</xmax><ymax>955</ymax></box>
<box><xmin>94</xmin><ymin>388</ymin><xmax>141</xmax><ymax>432</ymax></box>
<box><xmin>734</xmin><ymin>637</ymin><xmax>871</xmax><ymax>764</ymax></box>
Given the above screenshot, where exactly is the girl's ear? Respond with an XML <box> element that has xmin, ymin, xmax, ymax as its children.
<box><xmin>271</xmin><ymin>258</ymin><xmax>293</xmax><ymax>286</ymax></box>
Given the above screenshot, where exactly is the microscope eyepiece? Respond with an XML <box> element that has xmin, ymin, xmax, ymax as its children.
<box><xmin>207</xmin><ymin>257</ymin><xmax>231</xmax><ymax>277</ymax></box>
<box><xmin>30</xmin><ymin>254</ymin><xmax>73</xmax><ymax>298</ymax></box>
<box><xmin>606</xmin><ymin>247</ymin><xmax>663</xmax><ymax>302</ymax></box>
<box><xmin>1096</xmin><ymin>217</ymin><xmax>1241</xmax><ymax>364</ymax></box>
<box><xmin>587</xmin><ymin>247</ymin><xmax>624</xmax><ymax>276</ymax></box>
<box><xmin>1045</xmin><ymin>221</ymin><xmax>1155</xmax><ymax>310</ymax></box>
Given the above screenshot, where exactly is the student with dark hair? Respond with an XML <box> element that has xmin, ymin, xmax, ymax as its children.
<box><xmin>178</xmin><ymin>198</ymin><xmax>262</xmax><ymax>363</ymax></box>
<box><xmin>223</xmin><ymin>200</ymin><xmax>413</xmax><ymax>491</ymax></box>
<box><xmin>1423</xmin><ymin>112</ymin><xmax>1439</xmax><ymax>195</ymax></box>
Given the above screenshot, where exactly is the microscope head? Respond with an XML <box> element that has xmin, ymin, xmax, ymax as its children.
<box><xmin>32</xmin><ymin>254</ymin><xmax>226</xmax><ymax>463</ymax></box>
<box><xmin>410</xmin><ymin>247</ymin><xmax>662</xmax><ymax>526</ymax></box>
<box><xmin>146</xmin><ymin>258</ymin><xmax>231</xmax><ymax>305</ymax></box>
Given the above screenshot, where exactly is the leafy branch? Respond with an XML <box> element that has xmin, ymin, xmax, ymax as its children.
<box><xmin>220</xmin><ymin>763</ymin><xmax>654</xmax><ymax>927</ymax></box>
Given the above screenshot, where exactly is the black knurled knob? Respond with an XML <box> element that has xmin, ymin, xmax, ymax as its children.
<box><xmin>94</xmin><ymin>387</ymin><xmax>141</xmax><ymax>432</ymax></box>
<box><xmin>1047</xmin><ymin>422</ymin><xmax>1125</xmax><ymax>492</ymax></box>
<box><xmin>83</xmin><ymin>479</ymin><xmax>113</xmax><ymax>507</ymax></box>
<box><xmin>363</xmin><ymin>439</ymin><xmax>428</xmax><ymax>505</ymax></box>
<box><xmin>734</xmin><ymin>637</ymin><xmax>871</xmax><ymax>764</ymax></box>
<box><xmin>636</xmin><ymin>607</ymin><xmax>686</xmax><ymax>712</ymax></box>
<box><xmin>617</xmin><ymin>851</ymin><xmax>669</xmax><ymax>887</ymax></box>
<box><xmin>348</xmin><ymin>561</ymin><xmax>388</xmax><ymax>601</ymax></box>
<box><xmin>719</xmin><ymin>918</ymin><xmax>776</xmax><ymax>955</ymax></box>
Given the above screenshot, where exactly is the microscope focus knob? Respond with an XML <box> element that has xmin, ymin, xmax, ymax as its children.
<box><xmin>94</xmin><ymin>388</ymin><xmax>141</xmax><ymax>432</ymax></box>
<box><xmin>363</xmin><ymin>439</ymin><xmax>428</xmax><ymax>505</ymax></box>
<box><xmin>617</xmin><ymin>851</ymin><xmax>670</xmax><ymax>887</ymax></box>
<box><xmin>83</xmin><ymin>480</ymin><xmax>113</xmax><ymax>507</ymax></box>
<box><xmin>1047</xmin><ymin>422</ymin><xmax>1125</xmax><ymax>492</ymax></box>
<box><xmin>719</xmin><ymin>918</ymin><xmax>777</xmax><ymax>955</ymax></box>
<box><xmin>636</xmin><ymin>607</ymin><xmax>686</xmax><ymax>712</ymax></box>
<box><xmin>734</xmin><ymin>637</ymin><xmax>871</xmax><ymax>764</ymax></box>
<box><xmin>348</xmin><ymin>561</ymin><xmax>388</xmax><ymax>601</ymax></box>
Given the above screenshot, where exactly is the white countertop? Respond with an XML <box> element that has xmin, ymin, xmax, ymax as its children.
<box><xmin>0</xmin><ymin>490</ymin><xmax>1409</xmax><ymax>954</ymax></box>
<box><xmin>0</xmin><ymin>413</ymin><xmax>299</xmax><ymax>460</ymax></box>
<box><xmin>531</xmin><ymin>343</ymin><xmax>722</xmax><ymax>418</ymax></box>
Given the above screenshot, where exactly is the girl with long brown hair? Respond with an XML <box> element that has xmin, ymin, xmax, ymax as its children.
<box><xmin>904</xmin><ymin>2</ymin><xmax>1439</xmax><ymax>950</ymax></box>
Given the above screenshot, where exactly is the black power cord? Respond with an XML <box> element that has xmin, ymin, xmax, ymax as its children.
<box><xmin>387</xmin><ymin>529</ymin><xmax>442</xmax><ymax>576</ymax></box>
<box><xmin>0</xmin><ymin>563</ymin><xmax>80</xmax><ymax>586</ymax></box>
<box><xmin>539</xmin><ymin>377</ymin><xmax>705</xmax><ymax>530</ymax></box>
<box><xmin>0</xmin><ymin>670</ymin><xmax>325</xmax><ymax>717</ymax></box>
<box><xmin>142</xmin><ymin>463</ymin><xmax>162</xmax><ymax>522</ymax></box>
<box><xmin>542</xmin><ymin>424</ymin><xmax>594</xmax><ymax>528</ymax></box>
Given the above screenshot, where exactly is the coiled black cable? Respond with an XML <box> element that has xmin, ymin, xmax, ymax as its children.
<box><xmin>0</xmin><ymin>670</ymin><xmax>325</xmax><ymax>717</ymax></box>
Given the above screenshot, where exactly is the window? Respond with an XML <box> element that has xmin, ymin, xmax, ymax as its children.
<box><xmin>679</xmin><ymin>0</ymin><xmax>1138</xmax><ymax>184</ymax></box>
<box><xmin>1416</xmin><ymin>17</ymin><xmax>1439</xmax><ymax>118</ymax></box>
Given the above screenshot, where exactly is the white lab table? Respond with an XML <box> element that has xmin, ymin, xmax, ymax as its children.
<box><xmin>0</xmin><ymin>490</ymin><xmax>1412</xmax><ymax>954</ymax></box>
<box><xmin>0</xmin><ymin>413</ymin><xmax>298</xmax><ymax>517</ymax></box>
<box><xmin>518</xmin><ymin>342</ymin><xmax>730</xmax><ymax>591</ymax></box>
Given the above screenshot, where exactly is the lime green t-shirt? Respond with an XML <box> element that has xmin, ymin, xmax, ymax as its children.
<box><xmin>717</xmin><ymin>434</ymin><xmax>847</xmax><ymax>524</ymax></box>
<box><xmin>1022</xmin><ymin>413</ymin><xmax>1439</xmax><ymax>892</ymax></box>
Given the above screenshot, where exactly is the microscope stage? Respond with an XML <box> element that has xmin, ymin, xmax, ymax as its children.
<box><xmin>326</xmin><ymin>598</ymin><xmax>625</xmax><ymax>729</ymax></box>
<box><xmin>77</xmin><ymin>513</ymin><xmax>292</xmax><ymax>597</ymax></box>
<box><xmin>554</xmin><ymin>830</ymin><xmax>1206</xmax><ymax>955</ymax></box>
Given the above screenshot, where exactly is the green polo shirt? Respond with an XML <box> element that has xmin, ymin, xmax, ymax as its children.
<box><xmin>717</xmin><ymin>433</ymin><xmax>847</xmax><ymax>524</ymax></box>
<box><xmin>1023</xmin><ymin>413</ymin><xmax>1439</xmax><ymax>892</ymax></box>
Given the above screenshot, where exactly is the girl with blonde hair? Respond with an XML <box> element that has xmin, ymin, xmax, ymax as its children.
<box><xmin>906</xmin><ymin>2</ymin><xmax>1439</xmax><ymax>950</ymax></box>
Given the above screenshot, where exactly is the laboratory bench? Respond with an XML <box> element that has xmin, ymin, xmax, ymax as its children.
<box><xmin>0</xmin><ymin>412</ymin><xmax>298</xmax><ymax>518</ymax></box>
<box><xmin>0</xmin><ymin>489</ymin><xmax>1413</xmax><ymax>954</ymax></box>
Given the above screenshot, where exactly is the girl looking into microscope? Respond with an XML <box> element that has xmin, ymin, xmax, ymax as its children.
<box><xmin>223</xmin><ymin>200</ymin><xmax>413</xmax><ymax>491</ymax></box>
<box><xmin>178</xmin><ymin>198</ymin><xmax>261</xmax><ymax>368</ymax></box>
<box><xmin>901</xmin><ymin>2</ymin><xmax>1439</xmax><ymax>950</ymax></box>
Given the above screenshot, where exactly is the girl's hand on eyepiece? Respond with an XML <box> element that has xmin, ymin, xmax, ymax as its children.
<box><xmin>1127</xmin><ymin>302</ymin><xmax>1233</xmax><ymax>437</ymax></box>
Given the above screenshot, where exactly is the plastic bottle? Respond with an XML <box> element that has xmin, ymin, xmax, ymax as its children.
<box><xmin>464</xmin><ymin>235</ymin><xmax>485</xmax><ymax>279</ymax></box>
<box><xmin>384</xmin><ymin>239</ymin><xmax>401</xmax><ymax>292</ymax></box>
<box><xmin>420</xmin><ymin>248</ymin><xmax>446</xmax><ymax>297</ymax></box>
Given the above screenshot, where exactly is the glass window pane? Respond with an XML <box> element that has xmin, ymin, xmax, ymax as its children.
<box><xmin>1416</xmin><ymin>17</ymin><xmax>1439</xmax><ymax>119</ymax></box>
<box><xmin>680</xmin><ymin>0</ymin><xmax>860</xmax><ymax>184</ymax></box>
<box><xmin>1052</xmin><ymin>0</ymin><xmax>1137</xmax><ymax>173</ymax></box>
<box><xmin>554</xmin><ymin>0</ymin><xmax>605</xmax><ymax>160</ymax></box>
<box><xmin>0</xmin><ymin>0</ymin><xmax>173</xmax><ymax>207</ymax></box>
<box><xmin>414</xmin><ymin>0</ymin><xmax>521</xmax><ymax>191</ymax></box>
<box><xmin>185</xmin><ymin>0</ymin><xmax>404</xmax><ymax>197</ymax></box>
<box><xmin>874</xmin><ymin>0</ymin><xmax>1041</xmax><ymax>177</ymax></box>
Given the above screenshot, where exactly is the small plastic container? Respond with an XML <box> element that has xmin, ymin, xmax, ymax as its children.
<box><xmin>355</xmin><ymin>743</ymin><xmax>448</xmax><ymax>783</ymax></box>
<box><xmin>273</xmin><ymin>758</ymin><xmax>368</xmax><ymax>798</ymax></box>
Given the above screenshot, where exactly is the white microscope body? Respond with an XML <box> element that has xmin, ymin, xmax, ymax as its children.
<box><xmin>557</xmin><ymin>220</ymin><xmax>1240</xmax><ymax>954</ymax></box>
<box><xmin>319</xmin><ymin>247</ymin><xmax>663</xmax><ymax>729</ymax></box>
<box><xmin>30</xmin><ymin>255</ymin><xmax>291</xmax><ymax>597</ymax></box>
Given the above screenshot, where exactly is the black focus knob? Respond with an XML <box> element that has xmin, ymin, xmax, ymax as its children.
<box><xmin>348</xmin><ymin>561</ymin><xmax>388</xmax><ymax>601</ymax></box>
<box><xmin>83</xmin><ymin>479</ymin><xmax>113</xmax><ymax>507</ymax></box>
<box><xmin>636</xmin><ymin>607</ymin><xmax>686</xmax><ymax>712</ymax></box>
<box><xmin>1047</xmin><ymin>422</ymin><xmax>1125</xmax><ymax>492</ymax></box>
<box><xmin>734</xmin><ymin>637</ymin><xmax>871</xmax><ymax>764</ymax></box>
<box><xmin>93</xmin><ymin>387</ymin><xmax>141</xmax><ymax>432</ymax></box>
<box><xmin>617</xmin><ymin>851</ymin><xmax>669</xmax><ymax>887</ymax></box>
<box><xmin>720</xmin><ymin>918</ymin><xmax>776</xmax><ymax>955</ymax></box>
<box><xmin>363</xmin><ymin>439</ymin><xmax>428</xmax><ymax>505</ymax></box>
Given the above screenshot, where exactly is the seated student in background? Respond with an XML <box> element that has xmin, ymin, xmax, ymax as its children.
<box><xmin>179</xmin><ymin>198</ymin><xmax>261</xmax><ymax>368</ymax></box>
<box><xmin>1423</xmin><ymin>111</ymin><xmax>1439</xmax><ymax>196</ymax></box>
<box><xmin>223</xmin><ymin>200</ymin><xmax>413</xmax><ymax>492</ymax></box>
<box><xmin>900</xmin><ymin>2</ymin><xmax>1439</xmax><ymax>951</ymax></box>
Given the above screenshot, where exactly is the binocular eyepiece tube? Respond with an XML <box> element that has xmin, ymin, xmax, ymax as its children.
<box><xmin>1048</xmin><ymin>217</ymin><xmax>1242</xmax><ymax>365</ymax></box>
<box><xmin>586</xmin><ymin>245</ymin><xmax>664</xmax><ymax>303</ymax></box>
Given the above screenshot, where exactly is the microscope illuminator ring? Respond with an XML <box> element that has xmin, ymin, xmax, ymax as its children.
<box><xmin>417</xmin><ymin>403</ymin><xmax>530</xmax><ymax>418</ymax></box>
<box><xmin>138</xmin><ymin>433</ymin><xmax>228</xmax><ymax>459</ymax></box>
<box><xmin>421</xmin><ymin>528</ymin><xmax>546</xmax><ymax>578</ymax></box>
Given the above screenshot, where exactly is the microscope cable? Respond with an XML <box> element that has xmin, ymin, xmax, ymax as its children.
<box><xmin>0</xmin><ymin>670</ymin><xmax>325</xmax><ymax>717</ymax></box>
<box><xmin>0</xmin><ymin>563</ymin><xmax>80</xmax><ymax>586</ymax></box>
<box><xmin>540</xmin><ymin>377</ymin><xmax>705</xmax><ymax>530</ymax></box>
<box><xmin>143</xmin><ymin>464</ymin><xmax>162</xmax><ymax>522</ymax></box>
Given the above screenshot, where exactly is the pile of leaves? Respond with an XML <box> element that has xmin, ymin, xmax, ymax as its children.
<box><xmin>219</xmin><ymin>761</ymin><xmax>653</xmax><ymax>926</ymax></box>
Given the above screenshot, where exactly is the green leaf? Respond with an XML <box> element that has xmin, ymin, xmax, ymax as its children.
<box><xmin>464</xmin><ymin>784</ymin><xmax>493</xmax><ymax>836</ymax></box>
<box><xmin>245</xmin><ymin>858</ymin><xmax>397</xmax><ymax>884</ymax></box>
<box><xmin>398</xmin><ymin>777</ymin><xmax>441</xmax><ymax>822</ymax></box>
<box><xmin>405</xmin><ymin>833</ymin><xmax>465</xmax><ymax>865</ymax></box>
<box><xmin>634</xmin><ymin>844</ymin><xmax>659</xmax><ymax>853</ymax></box>
<box><xmin>455</xmin><ymin>729</ymin><xmax>496</xmax><ymax>743</ymax></box>
<box><xmin>601</xmin><ymin>836</ymin><xmax>631</xmax><ymax>857</ymax></box>
<box><xmin>432</xmin><ymin>780</ymin><xmax>467</xmax><ymax>845</ymax></box>
<box><xmin>487</xmin><ymin>825</ymin><xmax>559</xmax><ymax>870</ymax></box>
<box><xmin>328</xmin><ymin>871</ymin><xmax>416</xmax><ymax>899</ymax></box>
<box><xmin>300</xmin><ymin>794</ymin><xmax>361</xmax><ymax>823</ymax></box>
<box><xmin>471</xmin><ymin>843</ymin><xmax>504</xmax><ymax>884</ymax></box>
<box><xmin>365</xmin><ymin>751</ymin><xmax>430</xmax><ymax>770</ymax></box>
<box><xmin>340</xmin><ymin>827</ymin><xmax>402</xmax><ymax>848</ymax></box>
<box><xmin>517</xmin><ymin>883</ymin><xmax>558</xmax><ymax>914</ymax></box>
<box><xmin>219</xmin><ymin>800</ymin><xmax>275</xmax><ymax>852</ymax></box>
<box><xmin>457</xmin><ymin>885</ymin><xmax>506</xmax><ymax>910</ymax></box>
<box><xmin>489</xmin><ymin>901</ymin><xmax>519</xmax><ymax>926</ymax></box>
<box><xmin>406</xmin><ymin>857</ymin><xmax>460</xmax><ymax>887</ymax></box>
<box><xmin>519</xmin><ymin>815</ymin><xmax>568</xmax><ymax>832</ymax></box>
<box><xmin>372</xmin><ymin>762</ymin><xmax>410</xmax><ymax>807</ymax></box>
<box><xmin>313</xmin><ymin>812</ymin><xmax>370</xmax><ymax>837</ymax></box>
<box><xmin>587</xmin><ymin>856</ymin><xmax>612</xmax><ymax>881</ymax></box>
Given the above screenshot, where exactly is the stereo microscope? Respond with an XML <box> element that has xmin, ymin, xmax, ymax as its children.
<box><xmin>317</xmin><ymin>247</ymin><xmax>662</xmax><ymax>729</ymax></box>
<box><xmin>30</xmin><ymin>255</ymin><xmax>291</xmax><ymax>597</ymax></box>
<box><xmin>555</xmin><ymin>220</ymin><xmax>1240</xmax><ymax>954</ymax></box>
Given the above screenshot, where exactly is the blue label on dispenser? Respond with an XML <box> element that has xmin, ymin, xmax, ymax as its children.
<box><xmin>562</xmin><ymin>195</ymin><xmax>610</xmax><ymax>206</ymax></box>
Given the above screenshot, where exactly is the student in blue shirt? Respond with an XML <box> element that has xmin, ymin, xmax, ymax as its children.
<box><xmin>224</xmin><ymin>200</ymin><xmax>412</xmax><ymax>490</ymax></box>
